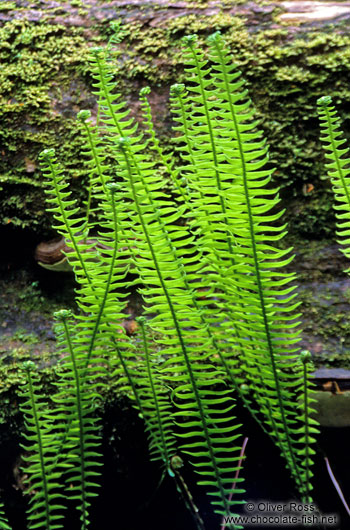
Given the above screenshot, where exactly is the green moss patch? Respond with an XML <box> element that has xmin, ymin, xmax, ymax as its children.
<box><xmin>1</xmin><ymin>5</ymin><xmax>350</xmax><ymax>239</ymax></box>
<box><xmin>0</xmin><ymin>19</ymin><xmax>93</xmax><ymax>231</ymax></box>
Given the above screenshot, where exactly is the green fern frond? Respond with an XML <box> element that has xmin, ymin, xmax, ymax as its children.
<box><xmin>171</xmin><ymin>31</ymin><xmax>308</xmax><ymax>497</ymax></box>
<box><xmin>169</xmin><ymin>48</ymin><xmax>265</xmax><ymax>427</ymax></box>
<box><xmin>0</xmin><ymin>499</ymin><xmax>12</xmax><ymax>530</ymax></box>
<box><xmin>294</xmin><ymin>351</ymin><xmax>320</xmax><ymax>503</ymax></box>
<box><xmin>52</xmin><ymin>310</ymin><xmax>102</xmax><ymax>530</ymax></box>
<box><xmin>206</xmin><ymin>30</ymin><xmax>306</xmax><ymax>493</ymax></box>
<box><xmin>40</xmin><ymin>94</ymin><xmax>177</xmax><ymax>499</ymax></box>
<box><xmin>76</xmin><ymin>109</ymin><xmax>111</xmax><ymax>235</ymax></box>
<box><xmin>32</xmin><ymin>31</ymin><xmax>321</xmax><ymax>528</ymax></box>
<box><xmin>37</xmin><ymin>152</ymin><xmax>137</xmax><ymax>529</ymax></box>
<box><xmin>87</xmin><ymin>31</ymin><xmax>318</xmax><ymax>513</ymax></box>
<box><xmin>112</xmin><ymin>138</ymin><xmax>245</xmax><ymax>523</ymax></box>
<box><xmin>317</xmin><ymin>95</ymin><xmax>350</xmax><ymax>266</ymax></box>
<box><xmin>136</xmin><ymin>316</ymin><xmax>177</xmax><ymax>475</ymax></box>
<box><xmin>19</xmin><ymin>361</ymin><xmax>66</xmax><ymax>530</ymax></box>
<box><xmin>39</xmin><ymin>149</ymin><xmax>94</xmax><ymax>287</ymax></box>
<box><xmin>41</xmin><ymin>94</ymin><xmax>179</xmax><ymax>494</ymax></box>
<box><xmin>88</xmin><ymin>47</ymin><xmax>246</xmax><ymax>522</ymax></box>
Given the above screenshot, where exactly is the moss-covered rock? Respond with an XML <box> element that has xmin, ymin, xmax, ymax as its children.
<box><xmin>1</xmin><ymin>0</ymin><xmax>350</xmax><ymax>239</ymax></box>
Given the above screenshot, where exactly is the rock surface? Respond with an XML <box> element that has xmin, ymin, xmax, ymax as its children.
<box><xmin>2</xmin><ymin>1</ymin><xmax>350</xmax><ymax>29</ymax></box>
<box><xmin>279</xmin><ymin>1</ymin><xmax>350</xmax><ymax>23</ymax></box>
<box><xmin>2</xmin><ymin>0</ymin><xmax>350</xmax><ymax>237</ymax></box>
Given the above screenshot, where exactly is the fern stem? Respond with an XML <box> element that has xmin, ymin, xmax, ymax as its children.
<box><xmin>61</xmin><ymin>318</ymin><xmax>89</xmax><ymax>530</ymax></box>
<box><xmin>221</xmin><ymin>437</ymin><xmax>248</xmax><ymax>530</ymax></box>
<box><xmin>214</xmin><ymin>41</ymin><xmax>302</xmax><ymax>490</ymax></box>
<box><xmin>23</xmin><ymin>367</ymin><xmax>52</xmax><ymax>530</ymax></box>
<box><xmin>80</xmin><ymin>118</ymin><xmax>109</xmax><ymax>238</ymax></box>
<box><xmin>82</xmin><ymin>186</ymin><xmax>119</xmax><ymax>376</ymax></box>
<box><xmin>121</xmin><ymin>146</ymin><xmax>233</xmax><ymax>519</ymax></box>
<box><xmin>325</xmin><ymin>457</ymin><xmax>350</xmax><ymax>517</ymax></box>
<box><xmin>170</xmin><ymin>456</ymin><xmax>206</xmax><ymax>530</ymax></box>
<box><xmin>301</xmin><ymin>357</ymin><xmax>311</xmax><ymax>503</ymax></box>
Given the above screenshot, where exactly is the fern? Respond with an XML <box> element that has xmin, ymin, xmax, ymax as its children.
<box><xmin>204</xmin><ymin>31</ymin><xmax>304</xmax><ymax>490</ymax></box>
<box><xmin>76</xmin><ymin>109</ymin><xmax>110</xmax><ymax>235</ymax></box>
<box><xmin>294</xmin><ymin>351</ymin><xmax>320</xmax><ymax>503</ymax></box>
<box><xmin>19</xmin><ymin>361</ymin><xmax>65</xmax><ymax>530</ymax></box>
<box><xmin>52</xmin><ymin>310</ymin><xmax>103</xmax><ymax>530</ymax></box>
<box><xmin>38</xmin><ymin>147</ymin><xmax>131</xmax><ymax>529</ymax></box>
<box><xmin>139</xmin><ymin>86</ymin><xmax>185</xmax><ymax>200</ymax></box>
<box><xmin>0</xmin><ymin>499</ymin><xmax>12</xmax><ymax>530</ymax></box>
<box><xmin>170</xmin><ymin>32</ymin><xmax>312</xmax><ymax>499</ymax></box>
<box><xmin>38</xmin><ymin>147</ymin><xmax>134</xmax><ymax>528</ymax></box>
<box><xmin>170</xmin><ymin>63</ymin><xmax>267</xmax><ymax>433</ymax></box>
<box><xmin>135</xmin><ymin>316</ymin><xmax>176</xmax><ymax>475</ymax></box>
<box><xmin>4</xmin><ymin>30</ymin><xmax>324</xmax><ymax>530</ymax></box>
<box><xmin>317</xmin><ymin>95</ymin><xmax>350</xmax><ymax>266</ymax></box>
<box><xmin>88</xmin><ymin>47</ymin><xmax>246</xmax><ymax>523</ymax></box>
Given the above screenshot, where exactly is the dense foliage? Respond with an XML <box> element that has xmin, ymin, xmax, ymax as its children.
<box><xmin>0</xmin><ymin>32</ymin><xmax>324</xmax><ymax>530</ymax></box>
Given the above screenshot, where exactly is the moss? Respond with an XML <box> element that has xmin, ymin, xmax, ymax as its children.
<box><xmin>2</xmin><ymin>6</ymin><xmax>350</xmax><ymax>238</ymax></box>
<box><xmin>0</xmin><ymin>2</ymin><xmax>16</xmax><ymax>11</ymax></box>
<box><xmin>0</xmin><ymin>19</ymin><xmax>94</xmax><ymax>231</ymax></box>
<box><xmin>287</xmin><ymin>237</ymin><xmax>350</xmax><ymax>368</ymax></box>
<box><xmin>287</xmin><ymin>192</ymin><xmax>336</xmax><ymax>239</ymax></box>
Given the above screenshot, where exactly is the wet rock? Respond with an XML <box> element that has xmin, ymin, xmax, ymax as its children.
<box><xmin>279</xmin><ymin>1</ymin><xmax>350</xmax><ymax>24</ymax></box>
<box><xmin>314</xmin><ymin>367</ymin><xmax>350</xmax><ymax>381</ymax></box>
<box><xmin>289</xmin><ymin>239</ymin><xmax>350</xmax><ymax>369</ymax></box>
<box><xmin>2</xmin><ymin>0</ymin><xmax>350</xmax><ymax>236</ymax></box>
<box><xmin>313</xmin><ymin>390</ymin><xmax>350</xmax><ymax>427</ymax></box>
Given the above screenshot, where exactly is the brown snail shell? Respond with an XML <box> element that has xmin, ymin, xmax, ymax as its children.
<box><xmin>34</xmin><ymin>236</ymin><xmax>114</xmax><ymax>272</ymax></box>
